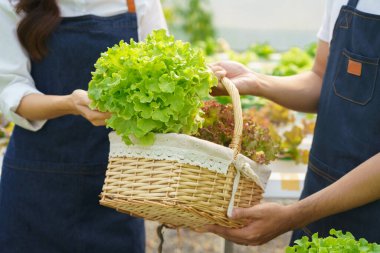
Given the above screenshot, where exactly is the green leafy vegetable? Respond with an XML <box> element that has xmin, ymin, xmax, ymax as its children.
<box><xmin>286</xmin><ymin>229</ymin><xmax>380</xmax><ymax>253</ymax></box>
<box><xmin>88</xmin><ymin>29</ymin><xmax>217</xmax><ymax>145</ymax></box>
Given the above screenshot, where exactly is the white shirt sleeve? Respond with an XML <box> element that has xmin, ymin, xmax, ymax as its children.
<box><xmin>0</xmin><ymin>1</ymin><xmax>47</xmax><ymax>131</ymax></box>
<box><xmin>136</xmin><ymin>0</ymin><xmax>168</xmax><ymax>41</ymax></box>
<box><xmin>317</xmin><ymin>0</ymin><xmax>334</xmax><ymax>42</ymax></box>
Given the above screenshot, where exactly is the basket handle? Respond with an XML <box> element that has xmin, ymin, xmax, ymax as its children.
<box><xmin>219</xmin><ymin>77</ymin><xmax>245</xmax><ymax>218</ymax></box>
<box><xmin>220</xmin><ymin>77</ymin><xmax>243</xmax><ymax>159</ymax></box>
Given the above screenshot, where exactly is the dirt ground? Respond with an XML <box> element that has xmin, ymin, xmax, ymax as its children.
<box><xmin>145</xmin><ymin>199</ymin><xmax>295</xmax><ymax>253</ymax></box>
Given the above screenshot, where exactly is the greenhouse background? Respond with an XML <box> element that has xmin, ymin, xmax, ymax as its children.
<box><xmin>165</xmin><ymin>0</ymin><xmax>325</xmax><ymax>51</ymax></box>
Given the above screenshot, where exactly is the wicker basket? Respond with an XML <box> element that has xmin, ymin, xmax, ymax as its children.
<box><xmin>100</xmin><ymin>77</ymin><xmax>270</xmax><ymax>229</ymax></box>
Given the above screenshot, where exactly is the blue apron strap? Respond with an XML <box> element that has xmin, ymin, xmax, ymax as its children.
<box><xmin>347</xmin><ymin>0</ymin><xmax>359</xmax><ymax>8</ymax></box>
<box><xmin>126</xmin><ymin>0</ymin><xmax>136</xmax><ymax>13</ymax></box>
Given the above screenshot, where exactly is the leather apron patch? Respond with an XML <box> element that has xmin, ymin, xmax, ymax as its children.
<box><xmin>347</xmin><ymin>59</ymin><xmax>362</xmax><ymax>76</ymax></box>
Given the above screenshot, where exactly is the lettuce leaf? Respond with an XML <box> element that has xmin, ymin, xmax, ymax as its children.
<box><xmin>286</xmin><ymin>229</ymin><xmax>380</xmax><ymax>253</ymax></box>
<box><xmin>88</xmin><ymin>29</ymin><xmax>217</xmax><ymax>145</ymax></box>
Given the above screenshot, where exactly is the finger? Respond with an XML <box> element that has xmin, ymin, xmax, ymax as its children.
<box><xmin>91</xmin><ymin>120</ymin><xmax>108</xmax><ymax>126</ymax></box>
<box><xmin>89</xmin><ymin>111</ymin><xmax>111</xmax><ymax>121</ymax></box>
<box><xmin>89</xmin><ymin>115</ymin><xmax>111</xmax><ymax>126</ymax></box>
<box><xmin>231</xmin><ymin>206</ymin><xmax>262</xmax><ymax>220</ymax></box>
<box><xmin>82</xmin><ymin>108</ymin><xmax>111</xmax><ymax>121</ymax></box>
<box><xmin>203</xmin><ymin>225</ymin><xmax>229</xmax><ymax>235</ymax></box>
<box><xmin>80</xmin><ymin>106</ymin><xmax>110</xmax><ymax>116</ymax></box>
<box><xmin>100</xmin><ymin>112</ymin><xmax>112</xmax><ymax>118</ymax></box>
<box><xmin>193</xmin><ymin>226</ymin><xmax>208</xmax><ymax>233</ymax></box>
<box><xmin>210</xmin><ymin>66</ymin><xmax>226</xmax><ymax>78</ymax></box>
<box><xmin>207</xmin><ymin>62</ymin><xmax>223</xmax><ymax>68</ymax></box>
<box><xmin>205</xmin><ymin>225</ymin><xmax>249</xmax><ymax>240</ymax></box>
<box><xmin>90</xmin><ymin>108</ymin><xmax>112</xmax><ymax>118</ymax></box>
<box><xmin>214</xmin><ymin>71</ymin><xmax>226</xmax><ymax>80</ymax></box>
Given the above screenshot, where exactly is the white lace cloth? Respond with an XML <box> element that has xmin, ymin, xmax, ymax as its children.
<box><xmin>109</xmin><ymin>132</ymin><xmax>272</xmax><ymax>217</ymax></box>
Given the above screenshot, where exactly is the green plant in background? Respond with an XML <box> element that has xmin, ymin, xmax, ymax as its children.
<box><xmin>249</xmin><ymin>42</ymin><xmax>276</xmax><ymax>59</ymax></box>
<box><xmin>243</xmin><ymin>102</ymin><xmax>311</xmax><ymax>164</ymax></box>
<box><xmin>281</xmin><ymin>126</ymin><xmax>309</xmax><ymax>164</ymax></box>
<box><xmin>286</xmin><ymin>229</ymin><xmax>380</xmax><ymax>253</ymax></box>
<box><xmin>162</xmin><ymin>0</ymin><xmax>216</xmax><ymax>45</ymax></box>
<box><xmin>226</xmin><ymin>50</ymin><xmax>258</xmax><ymax>65</ymax></box>
<box><xmin>305</xmin><ymin>42</ymin><xmax>317</xmax><ymax>58</ymax></box>
<box><xmin>215</xmin><ymin>95</ymin><xmax>267</xmax><ymax>110</ymax></box>
<box><xmin>194</xmin><ymin>37</ymin><xmax>219</xmax><ymax>56</ymax></box>
<box><xmin>178</xmin><ymin>0</ymin><xmax>216</xmax><ymax>44</ymax></box>
<box><xmin>88</xmin><ymin>30</ymin><xmax>217</xmax><ymax>145</ymax></box>
<box><xmin>161</xmin><ymin>0</ymin><xmax>218</xmax><ymax>55</ymax></box>
<box><xmin>0</xmin><ymin>115</ymin><xmax>14</xmax><ymax>147</ymax></box>
<box><xmin>272</xmin><ymin>47</ymin><xmax>313</xmax><ymax>76</ymax></box>
<box><xmin>260</xmin><ymin>102</ymin><xmax>295</xmax><ymax>125</ymax></box>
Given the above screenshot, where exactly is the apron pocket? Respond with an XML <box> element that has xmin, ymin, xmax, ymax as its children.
<box><xmin>333</xmin><ymin>48</ymin><xmax>379</xmax><ymax>105</ymax></box>
<box><xmin>309</xmin><ymin>153</ymin><xmax>346</xmax><ymax>183</ymax></box>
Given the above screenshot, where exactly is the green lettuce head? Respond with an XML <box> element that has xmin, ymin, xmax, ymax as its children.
<box><xmin>88</xmin><ymin>29</ymin><xmax>217</xmax><ymax>145</ymax></box>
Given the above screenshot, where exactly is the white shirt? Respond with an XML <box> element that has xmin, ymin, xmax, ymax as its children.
<box><xmin>318</xmin><ymin>0</ymin><xmax>380</xmax><ymax>42</ymax></box>
<box><xmin>0</xmin><ymin>0</ymin><xmax>167</xmax><ymax>131</ymax></box>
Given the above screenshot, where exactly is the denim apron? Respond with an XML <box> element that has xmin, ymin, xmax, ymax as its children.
<box><xmin>291</xmin><ymin>0</ymin><xmax>380</xmax><ymax>243</ymax></box>
<box><xmin>0</xmin><ymin>1</ymin><xmax>145</xmax><ymax>252</ymax></box>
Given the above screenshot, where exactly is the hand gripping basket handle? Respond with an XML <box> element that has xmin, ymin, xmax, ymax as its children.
<box><xmin>220</xmin><ymin>77</ymin><xmax>244</xmax><ymax>217</ymax></box>
<box><xmin>220</xmin><ymin>77</ymin><xmax>243</xmax><ymax>159</ymax></box>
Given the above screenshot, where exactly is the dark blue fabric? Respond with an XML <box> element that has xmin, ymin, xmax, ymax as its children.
<box><xmin>291</xmin><ymin>1</ymin><xmax>380</xmax><ymax>244</ymax></box>
<box><xmin>0</xmin><ymin>12</ymin><xmax>145</xmax><ymax>252</ymax></box>
<box><xmin>348</xmin><ymin>0</ymin><xmax>359</xmax><ymax>8</ymax></box>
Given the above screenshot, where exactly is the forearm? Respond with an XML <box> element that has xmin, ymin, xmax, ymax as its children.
<box><xmin>290</xmin><ymin>153</ymin><xmax>380</xmax><ymax>229</ymax></box>
<box><xmin>16</xmin><ymin>93</ymin><xmax>75</xmax><ymax>121</ymax></box>
<box><xmin>255</xmin><ymin>70</ymin><xmax>322</xmax><ymax>113</ymax></box>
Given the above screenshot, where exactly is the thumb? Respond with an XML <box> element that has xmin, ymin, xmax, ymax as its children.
<box><xmin>73</xmin><ymin>89</ymin><xmax>91</xmax><ymax>106</ymax></box>
<box><xmin>231</xmin><ymin>205</ymin><xmax>261</xmax><ymax>220</ymax></box>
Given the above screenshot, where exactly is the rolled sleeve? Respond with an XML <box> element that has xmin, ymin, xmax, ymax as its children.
<box><xmin>0</xmin><ymin>82</ymin><xmax>46</xmax><ymax>131</ymax></box>
<box><xmin>0</xmin><ymin>0</ymin><xmax>46</xmax><ymax>131</ymax></box>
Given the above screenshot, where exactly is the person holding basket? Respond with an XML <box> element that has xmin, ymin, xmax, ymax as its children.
<box><xmin>206</xmin><ymin>0</ymin><xmax>380</xmax><ymax>246</ymax></box>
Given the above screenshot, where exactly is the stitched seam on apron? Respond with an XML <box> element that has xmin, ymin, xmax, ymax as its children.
<box><xmin>339</xmin><ymin>14</ymin><xmax>349</xmax><ymax>29</ymax></box>
<box><xmin>343</xmin><ymin>9</ymin><xmax>380</xmax><ymax>21</ymax></box>
<box><xmin>342</xmin><ymin>52</ymin><xmax>379</xmax><ymax>65</ymax></box>
<box><xmin>302</xmin><ymin>226</ymin><xmax>313</xmax><ymax>237</ymax></box>
<box><xmin>309</xmin><ymin>162</ymin><xmax>336</xmax><ymax>183</ymax></box>
<box><xmin>331</xmin><ymin>9</ymin><xmax>345</xmax><ymax>44</ymax></box>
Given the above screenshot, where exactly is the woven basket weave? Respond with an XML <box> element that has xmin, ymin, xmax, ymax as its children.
<box><xmin>100</xmin><ymin>77</ymin><xmax>266</xmax><ymax>229</ymax></box>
